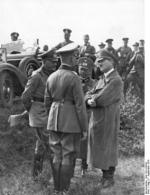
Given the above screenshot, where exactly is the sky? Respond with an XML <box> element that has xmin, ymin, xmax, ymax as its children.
<box><xmin>0</xmin><ymin>0</ymin><xmax>144</xmax><ymax>51</ymax></box>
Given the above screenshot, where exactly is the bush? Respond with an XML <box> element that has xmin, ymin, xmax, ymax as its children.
<box><xmin>119</xmin><ymin>89</ymin><xmax>144</xmax><ymax>156</ymax></box>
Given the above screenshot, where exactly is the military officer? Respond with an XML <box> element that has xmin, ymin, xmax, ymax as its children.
<box><xmin>139</xmin><ymin>39</ymin><xmax>144</xmax><ymax>47</ymax></box>
<box><xmin>52</xmin><ymin>28</ymin><xmax>74</xmax><ymax>70</ymax></box>
<box><xmin>117</xmin><ymin>38</ymin><xmax>132</xmax><ymax>78</ymax></box>
<box><xmin>45</xmin><ymin>43</ymin><xmax>88</xmax><ymax>195</ymax></box>
<box><xmin>105</xmin><ymin>39</ymin><xmax>118</xmax><ymax>60</ymax></box>
<box><xmin>85</xmin><ymin>49</ymin><xmax>123</xmax><ymax>188</ymax></box>
<box><xmin>21</xmin><ymin>50</ymin><xmax>57</xmax><ymax>180</ymax></box>
<box><xmin>79</xmin><ymin>34</ymin><xmax>96</xmax><ymax>62</ymax></box>
<box><xmin>96</xmin><ymin>42</ymin><xmax>106</xmax><ymax>58</ymax></box>
<box><xmin>124</xmin><ymin>43</ymin><xmax>144</xmax><ymax>102</ymax></box>
<box><xmin>78</xmin><ymin>57</ymin><xmax>96</xmax><ymax>176</ymax></box>
<box><xmin>53</xmin><ymin>28</ymin><xmax>73</xmax><ymax>50</ymax></box>
<box><xmin>126</xmin><ymin>42</ymin><xmax>139</xmax><ymax>61</ymax></box>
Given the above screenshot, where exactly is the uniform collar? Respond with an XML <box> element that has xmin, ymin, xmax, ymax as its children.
<box><xmin>84</xmin><ymin>42</ymin><xmax>90</xmax><ymax>46</ymax></box>
<box><xmin>104</xmin><ymin>68</ymin><xmax>114</xmax><ymax>78</ymax></box>
<box><xmin>59</xmin><ymin>63</ymin><xmax>74</xmax><ymax>71</ymax></box>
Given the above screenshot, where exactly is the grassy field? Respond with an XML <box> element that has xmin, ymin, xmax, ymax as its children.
<box><xmin>0</xmin><ymin>156</ymin><xmax>144</xmax><ymax>195</ymax></box>
<box><xmin>0</xmin><ymin>93</ymin><xmax>144</xmax><ymax>195</ymax></box>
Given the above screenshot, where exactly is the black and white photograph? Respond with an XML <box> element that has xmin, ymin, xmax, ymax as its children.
<box><xmin>0</xmin><ymin>0</ymin><xmax>146</xmax><ymax>194</ymax></box>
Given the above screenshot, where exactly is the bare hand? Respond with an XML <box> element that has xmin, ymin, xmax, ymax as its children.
<box><xmin>87</xmin><ymin>99</ymin><xmax>96</xmax><ymax>107</ymax></box>
<box><xmin>81</xmin><ymin>131</ymin><xmax>88</xmax><ymax>140</ymax></box>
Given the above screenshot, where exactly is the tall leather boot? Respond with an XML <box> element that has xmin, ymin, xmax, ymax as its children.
<box><xmin>32</xmin><ymin>153</ymin><xmax>44</xmax><ymax>180</ymax></box>
<box><xmin>101</xmin><ymin>167</ymin><xmax>115</xmax><ymax>188</ymax></box>
<box><xmin>59</xmin><ymin>164</ymin><xmax>74</xmax><ymax>192</ymax></box>
<box><xmin>52</xmin><ymin>163</ymin><xmax>61</xmax><ymax>191</ymax></box>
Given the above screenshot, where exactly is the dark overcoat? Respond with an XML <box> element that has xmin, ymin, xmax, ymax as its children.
<box><xmin>85</xmin><ymin>70</ymin><xmax>123</xmax><ymax>170</ymax></box>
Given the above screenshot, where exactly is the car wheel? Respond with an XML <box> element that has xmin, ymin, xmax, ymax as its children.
<box><xmin>19</xmin><ymin>57</ymin><xmax>40</xmax><ymax>77</ymax></box>
<box><xmin>0</xmin><ymin>72</ymin><xmax>14</xmax><ymax>107</ymax></box>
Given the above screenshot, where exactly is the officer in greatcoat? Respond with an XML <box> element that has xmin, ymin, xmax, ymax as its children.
<box><xmin>21</xmin><ymin>50</ymin><xmax>57</xmax><ymax>180</ymax></box>
<box><xmin>85</xmin><ymin>49</ymin><xmax>123</xmax><ymax>188</ymax></box>
<box><xmin>45</xmin><ymin>43</ymin><xmax>88</xmax><ymax>195</ymax></box>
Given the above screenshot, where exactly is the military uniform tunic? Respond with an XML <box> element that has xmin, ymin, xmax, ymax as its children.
<box><xmin>45</xmin><ymin>64</ymin><xmax>88</xmax><ymax>165</ymax></box>
<box><xmin>22</xmin><ymin>69</ymin><xmax>49</xmax><ymax>127</ymax></box>
<box><xmin>54</xmin><ymin>40</ymin><xmax>73</xmax><ymax>50</ymax></box>
<box><xmin>117</xmin><ymin>46</ymin><xmax>132</xmax><ymax>76</ymax></box>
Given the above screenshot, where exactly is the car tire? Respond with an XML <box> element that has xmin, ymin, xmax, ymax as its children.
<box><xmin>19</xmin><ymin>57</ymin><xmax>40</xmax><ymax>77</ymax></box>
<box><xmin>0</xmin><ymin>71</ymin><xmax>14</xmax><ymax>108</ymax></box>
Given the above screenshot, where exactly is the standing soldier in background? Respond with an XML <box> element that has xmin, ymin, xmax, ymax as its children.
<box><xmin>117</xmin><ymin>38</ymin><xmax>132</xmax><ymax>78</ymax></box>
<box><xmin>53</xmin><ymin>28</ymin><xmax>73</xmax><ymax>50</ymax></box>
<box><xmin>21</xmin><ymin>50</ymin><xmax>57</xmax><ymax>180</ymax></box>
<box><xmin>96</xmin><ymin>42</ymin><xmax>106</xmax><ymax>57</ymax></box>
<box><xmin>124</xmin><ymin>42</ymin><xmax>144</xmax><ymax>102</ymax></box>
<box><xmin>98</xmin><ymin>42</ymin><xmax>106</xmax><ymax>50</ymax></box>
<box><xmin>79</xmin><ymin>34</ymin><xmax>96</xmax><ymax>62</ymax></box>
<box><xmin>78</xmin><ymin>57</ymin><xmax>96</xmax><ymax>176</ymax></box>
<box><xmin>45</xmin><ymin>43</ymin><xmax>88</xmax><ymax>195</ymax></box>
<box><xmin>52</xmin><ymin>28</ymin><xmax>74</xmax><ymax>70</ymax></box>
<box><xmin>105</xmin><ymin>39</ymin><xmax>118</xmax><ymax>60</ymax></box>
<box><xmin>139</xmin><ymin>39</ymin><xmax>144</xmax><ymax>48</ymax></box>
<box><xmin>126</xmin><ymin>42</ymin><xmax>139</xmax><ymax>65</ymax></box>
<box><xmin>79</xmin><ymin>34</ymin><xmax>96</xmax><ymax>79</ymax></box>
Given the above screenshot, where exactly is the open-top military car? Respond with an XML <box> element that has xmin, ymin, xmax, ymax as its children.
<box><xmin>0</xmin><ymin>46</ymin><xmax>42</xmax><ymax>107</ymax></box>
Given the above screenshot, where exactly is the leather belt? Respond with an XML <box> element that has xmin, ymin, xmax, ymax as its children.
<box><xmin>33</xmin><ymin>97</ymin><xmax>44</xmax><ymax>102</ymax></box>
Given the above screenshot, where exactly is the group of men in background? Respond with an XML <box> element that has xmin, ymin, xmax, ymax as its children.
<box><xmin>49</xmin><ymin>28</ymin><xmax>144</xmax><ymax>102</ymax></box>
<box><xmin>18</xmin><ymin>28</ymin><xmax>144</xmax><ymax>195</ymax></box>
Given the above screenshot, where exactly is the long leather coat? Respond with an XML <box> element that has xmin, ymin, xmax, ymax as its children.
<box><xmin>85</xmin><ymin>70</ymin><xmax>123</xmax><ymax>170</ymax></box>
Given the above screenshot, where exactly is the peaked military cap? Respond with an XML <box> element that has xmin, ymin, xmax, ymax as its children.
<box><xmin>10</xmin><ymin>32</ymin><xmax>19</xmax><ymax>37</ymax></box>
<box><xmin>56</xmin><ymin>42</ymin><xmax>79</xmax><ymax>54</ymax></box>
<box><xmin>106</xmin><ymin>39</ymin><xmax>113</xmax><ymax>43</ymax></box>
<box><xmin>96</xmin><ymin>49</ymin><xmax>118</xmax><ymax>64</ymax></box>
<box><xmin>98</xmin><ymin>42</ymin><xmax>105</xmax><ymax>47</ymax></box>
<box><xmin>139</xmin><ymin>39</ymin><xmax>144</xmax><ymax>43</ymax></box>
<box><xmin>63</xmin><ymin>28</ymin><xmax>72</xmax><ymax>34</ymax></box>
<box><xmin>78</xmin><ymin>57</ymin><xmax>93</xmax><ymax>71</ymax></box>
<box><xmin>39</xmin><ymin>49</ymin><xmax>57</xmax><ymax>60</ymax></box>
<box><xmin>139</xmin><ymin>39</ymin><xmax>144</xmax><ymax>47</ymax></box>
<box><xmin>122</xmin><ymin>37</ymin><xmax>129</xmax><ymax>41</ymax></box>
<box><xmin>132</xmin><ymin>42</ymin><xmax>139</xmax><ymax>47</ymax></box>
<box><xmin>83</xmin><ymin>34</ymin><xmax>89</xmax><ymax>38</ymax></box>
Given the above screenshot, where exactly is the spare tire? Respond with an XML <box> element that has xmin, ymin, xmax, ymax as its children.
<box><xmin>0</xmin><ymin>71</ymin><xmax>14</xmax><ymax>107</ymax></box>
<box><xmin>19</xmin><ymin>57</ymin><xmax>41</xmax><ymax>77</ymax></box>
